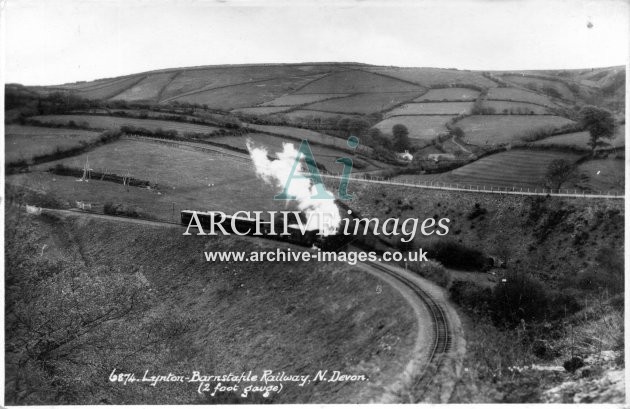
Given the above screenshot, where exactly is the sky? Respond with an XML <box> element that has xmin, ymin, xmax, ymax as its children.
<box><xmin>3</xmin><ymin>0</ymin><xmax>629</xmax><ymax>85</ymax></box>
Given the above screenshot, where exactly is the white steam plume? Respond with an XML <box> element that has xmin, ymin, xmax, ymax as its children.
<box><xmin>246</xmin><ymin>139</ymin><xmax>341</xmax><ymax>235</ymax></box>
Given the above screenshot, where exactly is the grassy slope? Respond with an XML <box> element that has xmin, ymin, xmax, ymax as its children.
<box><xmin>415</xmin><ymin>88</ymin><xmax>480</xmax><ymax>101</ymax></box>
<box><xmin>11</xmin><ymin>133</ymin><xmax>382</xmax><ymax>221</ymax></box>
<box><xmin>21</xmin><ymin>138</ymin><xmax>284</xmax><ymax>216</ymax></box>
<box><xmin>295</xmin><ymin>70</ymin><xmax>424</xmax><ymax>94</ymax></box>
<box><xmin>277</xmin><ymin>109</ymin><xmax>361</xmax><ymax>123</ymax></box>
<box><xmin>531</xmin><ymin>125</ymin><xmax>625</xmax><ymax>150</ymax></box>
<box><xmin>215</xmin><ymin>133</ymin><xmax>377</xmax><ymax>172</ymax></box>
<box><xmin>172</xmin><ymin>76</ymin><xmax>322</xmax><ymax>109</ymax></box>
<box><xmin>457</xmin><ymin>115</ymin><xmax>576</xmax><ymax>146</ymax></box>
<box><xmin>6</xmin><ymin>212</ymin><xmax>417</xmax><ymax>404</ymax></box>
<box><xmin>482</xmin><ymin>100</ymin><xmax>550</xmax><ymax>115</ymax></box>
<box><xmin>31</xmin><ymin>114</ymin><xmax>221</xmax><ymax>134</ymax></box>
<box><xmin>398</xmin><ymin>149</ymin><xmax>583</xmax><ymax>189</ymax></box>
<box><xmin>75</xmin><ymin>76</ymin><xmax>148</xmax><ymax>100</ymax></box>
<box><xmin>365</xmin><ymin>67</ymin><xmax>496</xmax><ymax>88</ymax></box>
<box><xmin>386</xmin><ymin>102</ymin><xmax>473</xmax><ymax>116</ymax></box>
<box><xmin>342</xmin><ymin>181</ymin><xmax>623</xmax><ymax>285</ymax></box>
<box><xmin>326</xmin><ymin>179</ymin><xmax>624</xmax><ymax>403</ymax></box>
<box><xmin>574</xmin><ymin>159</ymin><xmax>625</xmax><ymax>192</ymax></box>
<box><xmin>501</xmin><ymin>75</ymin><xmax>575</xmax><ymax>100</ymax></box>
<box><xmin>110</xmin><ymin>72</ymin><xmax>176</xmax><ymax>101</ymax></box>
<box><xmin>486</xmin><ymin>88</ymin><xmax>558</xmax><ymax>107</ymax></box>
<box><xmin>374</xmin><ymin>115</ymin><xmax>453</xmax><ymax>143</ymax></box>
<box><xmin>231</xmin><ymin>106</ymin><xmax>292</xmax><ymax>115</ymax></box>
<box><xmin>5</xmin><ymin>125</ymin><xmax>101</xmax><ymax>163</ymax></box>
<box><xmin>261</xmin><ymin>93</ymin><xmax>350</xmax><ymax>106</ymax></box>
<box><xmin>303</xmin><ymin>92</ymin><xmax>422</xmax><ymax>114</ymax></box>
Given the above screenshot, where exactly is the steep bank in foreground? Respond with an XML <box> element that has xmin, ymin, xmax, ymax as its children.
<box><xmin>5</xmin><ymin>210</ymin><xmax>417</xmax><ymax>404</ymax></box>
<box><xmin>339</xmin><ymin>182</ymin><xmax>624</xmax><ymax>403</ymax></box>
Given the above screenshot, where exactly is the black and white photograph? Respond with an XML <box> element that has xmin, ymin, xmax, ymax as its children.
<box><xmin>1</xmin><ymin>0</ymin><xmax>628</xmax><ymax>404</ymax></box>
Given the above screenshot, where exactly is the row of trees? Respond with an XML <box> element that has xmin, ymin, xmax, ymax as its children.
<box><xmin>544</xmin><ymin>105</ymin><xmax>617</xmax><ymax>189</ymax></box>
<box><xmin>334</xmin><ymin>117</ymin><xmax>411</xmax><ymax>152</ymax></box>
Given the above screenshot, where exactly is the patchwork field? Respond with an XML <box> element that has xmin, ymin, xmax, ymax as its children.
<box><xmin>5</xmin><ymin>125</ymin><xmax>102</xmax><ymax>164</ymax></box>
<box><xmin>446</xmin><ymin>149</ymin><xmax>582</xmax><ymax>188</ymax></box>
<box><xmin>486</xmin><ymin>88</ymin><xmax>557</xmax><ymax>107</ymax></box>
<box><xmin>170</xmin><ymin>76</ymin><xmax>322</xmax><ymax>109</ymax></box>
<box><xmin>31</xmin><ymin>114</ymin><xmax>221</xmax><ymax>134</ymax></box>
<box><xmin>260</xmin><ymin>93</ymin><xmax>349</xmax><ymax>106</ymax></box>
<box><xmin>501</xmin><ymin>75</ymin><xmax>575</xmax><ymax>100</ymax></box>
<box><xmin>100</xmin><ymin>109</ymin><xmax>217</xmax><ymax>124</ymax></box>
<box><xmin>159</xmin><ymin>65</ymin><xmax>337</xmax><ymax>101</ymax></box>
<box><xmin>295</xmin><ymin>70</ymin><xmax>424</xmax><ymax>94</ymax></box>
<box><xmin>303</xmin><ymin>92</ymin><xmax>422</xmax><ymax>114</ymax></box>
<box><xmin>395</xmin><ymin>149</ymin><xmax>582</xmax><ymax>189</ymax></box>
<box><xmin>9</xmin><ymin>62</ymin><xmax>627</xmax><ymax>405</ymax></box>
<box><xmin>373</xmin><ymin>115</ymin><xmax>452</xmax><ymax>144</ymax></box>
<box><xmin>16</xmin><ymin>132</ymin><xmax>380</xmax><ymax>220</ymax></box>
<box><xmin>415</xmin><ymin>88</ymin><xmax>480</xmax><ymax>101</ymax></box>
<box><xmin>213</xmin><ymin>133</ymin><xmax>379</xmax><ymax>172</ymax></box>
<box><xmin>386</xmin><ymin>102</ymin><xmax>472</xmax><ymax>117</ymax></box>
<box><xmin>24</xmin><ymin>139</ymin><xmax>286</xmax><ymax>216</ymax></box>
<box><xmin>244</xmin><ymin>123</ymin><xmax>374</xmax><ymax>154</ymax></box>
<box><xmin>457</xmin><ymin>115</ymin><xmax>576</xmax><ymax>146</ymax></box>
<box><xmin>55</xmin><ymin>76</ymin><xmax>126</xmax><ymax>90</ymax></box>
<box><xmin>482</xmin><ymin>100</ymin><xmax>550</xmax><ymax>115</ymax></box>
<box><xmin>110</xmin><ymin>72</ymin><xmax>177</xmax><ymax>101</ymax></box>
<box><xmin>274</xmin><ymin>109</ymin><xmax>359</xmax><ymax>123</ymax></box>
<box><xmin>73</xmin><ymin>76</ymin><xmax>147</xmax><ymax>100</ymax></box>
<box><xmin>50</xmin><ymin>64</ymin><xmax>345</xmax><ymax>104</ymax></box>
<box><xmin>575</xmin><ymin>159</ymin><xmax>624</xmax><ymax>193</ymax></box>
<box><xmin>365</xmin><ymin>67</ymin><xmax>497</xmax><ymax>88</ymax></box>
<box><xmin>531</xmin><ymin>125</ymin><xmax>625</xmax><ymax>149</ymax></box>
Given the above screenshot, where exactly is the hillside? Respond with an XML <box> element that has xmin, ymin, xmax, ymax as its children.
<box><xmin>4</xmin><ymin>209</ymin><xmax>418</xmax><ymax>404</ymax></box>
<box><xmin>329</xmin><ymin>179</ymin><xmax>624</xmax><ymax>402</ymax></box>
<box><xmin>15</xmin><ymin>63</ymin><xmax>623</xmax><ymax>185</ymax></box>
<box><xmin>4</xmin><ymin>61</ymin><xmax>626</xmax><ymax>403</ymax></box>
<box><xmin>33</xmin><ymin>63</ymin><xmax>624</xmax><ymax>112</ymax></box>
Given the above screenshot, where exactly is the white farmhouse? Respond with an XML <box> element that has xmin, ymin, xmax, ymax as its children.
<box><xmin>396</xmin><ymin>150</ymin><xmax>413</xmax><ymax>162</ymax></box>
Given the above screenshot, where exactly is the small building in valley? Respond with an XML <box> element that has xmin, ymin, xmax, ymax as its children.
<box><xmin>427</xmin><ymin>153</ymin><xmax>456</xmax><ymax>162</ymax></box>
<box><xmin>396</xmin><ymin>150</ymin><xmax>413</xmax><ymax>162</ymax></box>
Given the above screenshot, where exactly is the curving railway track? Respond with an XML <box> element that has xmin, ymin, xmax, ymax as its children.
<box><xmin>364</xmin><ymin>260</ymin><xmax>453</xmax><ymax>399</ymax></box>
<box><xmin>36</xmin><ymin>207</ymin><xmax>461</xmax><ymax>402</ymax></box>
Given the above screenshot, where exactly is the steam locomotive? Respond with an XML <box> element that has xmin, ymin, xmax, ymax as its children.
<box><xmin>180</xmin><ymin>210</ymin><xmax>351</xmax><ymax>251</ymax></box>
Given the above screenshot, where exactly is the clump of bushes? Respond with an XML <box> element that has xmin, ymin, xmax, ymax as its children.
<box><xmin>428</xmin><ymin>239</ymin><xmax>490</xmax><ymax>271</ymax></box>
<box><xmin>491</xmin><ymin>271</ymin><xmax>583</xmax><ymax>327</ymax></box>
<box><xmin>24</xmin><ymin>118</ymin><xmax>94</xmax><ymax>130</ymax></box>
<box><xmin>467</xmin><ymin>203</ymin><xmax>487</xmax><ymax>220</ymax></box>
<box><xmin>518</xmin><ymin>122</ymin><xmax>582</xmax><ymax>142</ymax></box>
<box><xmin>449</xmin><ymin>271</ymin><xmax>582</xmax><ymax>328</ymax></box>
<box><xmin>406</xmin><ymin>259</ymin><xmax>452</xmax><ymax>288</ymax></box>
<box><xmin>120</xmin><ymin>125</ymin><xmax>178</xmax><ymax>139</ymax></box>
<box><xmin>103</xmin><ymin>202</ymin><xmax>141</xmax><ymax>217</ymax></box>
<box><xmin>502</xmin><ymin>107</ymin><xmax>536</xmax><ymax>115</ymax></box>
<box><xmin>448</xmin><ymin>280</ymin><xmax>492</xmax><ymax>315</ymax></box>
<box><xmin>491</xmin><ymin>271</ymin><xmax>551</xmax><ymax>326</ymax></box>
<box><xmin>7</xmin><ymin>158</ymin><xmax>28</xmax><ymax>169</ymax></box>
<box><xmin>541</xmin><ymin>85</ymin><xmax>562</xmax><ymax>99</ymax></box>
<box><xmin>570</xmin><ymin>268</ymin><xmax>623</xmax><ymax>294</ymax></box>
<box><xmin>471</xmin><ymin>106</ymin><xmax>496</xmax><ymax>115</ymax></box>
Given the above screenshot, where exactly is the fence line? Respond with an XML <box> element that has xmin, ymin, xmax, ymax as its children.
<box><xmin>321</xmin><ymin>174</ymin><xmax>624</xmax><ymax>199</ymax></box>
<box><xmin>122</xmin><ymin>134</ymin><xmax>251</xmax><ymax>162</ymax></box>
<box><xmin>121</xmin><ymin>134</ymin><xmax>624</xmax><ymax>200</ymax></box>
